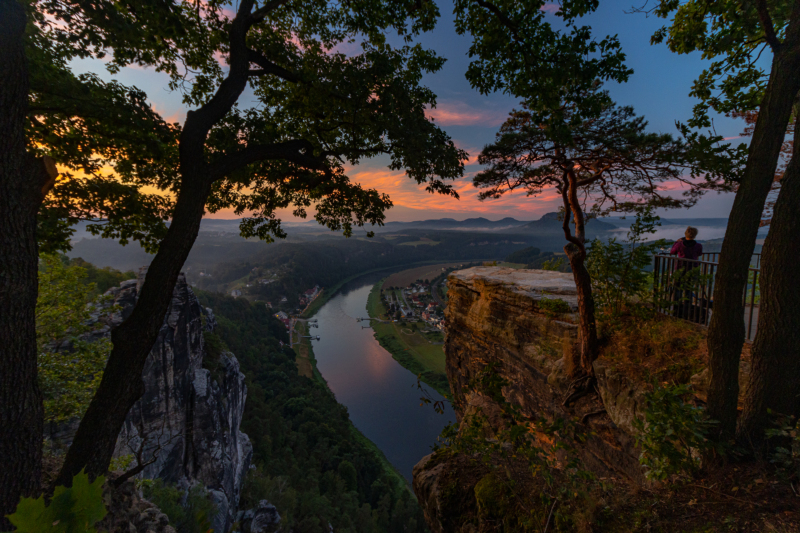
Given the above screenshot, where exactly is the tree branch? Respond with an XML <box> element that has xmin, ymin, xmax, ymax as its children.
<box><xmin>756</xmin><ymin>0</ymin><xmax>781</xmax><ymax>50</ymax></box>
<box><xmin>208</xmin><ymin>139</ymin><xmax>325</xmax><ymax>180</ymax></box>
<box><xmin>39</xmin><ymin>155</ymin><xmax>58</xmax><ymax>198</ymax></box>
<box><xmin>247</xmin><ymin>50</ymin><xmax>300</xmax><ymax>83</ymax></box>
<box><xmin>250</xmin><ymin>0</ymin><xmax>292</xmax><ymax>24</ymax></box>
<box><xmin>473</xmin><ymin>0</ymin><xmax>519</xmax><ymax>36</ymax></box>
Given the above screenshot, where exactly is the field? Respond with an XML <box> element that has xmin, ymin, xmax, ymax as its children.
<box><xmin>381</xmin><ymin>262</ymin><xmax>468</xmax><ymax>289</ymax></box>
<box><xmin>292</xmin><ymin>322</ymin><xmax>317</xmax><ymax>379</ymax></box>
<box><xmin>366</xmin><ymin>282</ymin><xmax>449</xmax><ymax>396</ymax></box>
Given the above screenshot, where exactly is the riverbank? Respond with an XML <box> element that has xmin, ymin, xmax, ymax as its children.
<box><xmin>300</xmin><ymin>259</ymin><xmax>491</xmax><ymax>319</ymax></box>
<box><xmin>293</xmin><ymin>318</ymin><xmax>412</xmax><ymax>493</ymax></box>
<box><xmin>365</xmin><ymin>281</ymin><xmax>449</xmax><ymax>397</ymax></box>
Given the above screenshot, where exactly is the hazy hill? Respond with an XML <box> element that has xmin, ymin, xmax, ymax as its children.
<box><xmin>511</xmin><ymin>212</ymin><xmax>617</xmax><ymax>235</ymax></box>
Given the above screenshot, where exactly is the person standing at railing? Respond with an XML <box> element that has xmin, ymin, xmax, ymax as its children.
<box><xmin>669</xmin><ymin>227</ymin><xmax>704</xmax><ymax>319</ymax></box>
<box><xmin>670</xmin><ymin>226</ymin><xmax>703</xmax><ymax>262</ymax></box>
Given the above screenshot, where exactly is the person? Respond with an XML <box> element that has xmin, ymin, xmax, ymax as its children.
<box><xmin>670</xmin><ymin>226</ymin><xmax>703</xmax><ymax>260</ymax></box>
<box><xmin>669</xmin><ymin>227</ymin><xmax>704</xmax><ymax>319</ymax></box>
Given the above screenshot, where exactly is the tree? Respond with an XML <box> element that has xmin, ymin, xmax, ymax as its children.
<box><xmin>727</xmin><ymin>111</ymin><xmax>795</xmax><ymax>227</ymax></box>
<box><xmin>645</xmin><ymin>0</ymin><xmax>800</xmax><ymax>440</ymax></box>
<box><xmin>2</xmin><ymin>0</ymin><xmax>189</xmax><ymax>513</ymax></box>
<box><xmin>474</xmin><ymin>98</ymin><xmax>713</xmax><ymax>376</ymax></box>
<box><xmin>0</xmin><ymin>0</ymin><xmax>49</xmax><ymax>521</ymax></box>
<box><xmin>739</xmin><ymin>108</ymin><xmax>800</xmax><ymax>444</ymax></box>
<box><xmin>50</xmin><ymin>0</ymin><xmax>465</xmax><ymax>486</ymax></box>
<box><xmin>454</xmin><ymin>0</ymin><xmax>632</xmax><ymax>127</ymax></box>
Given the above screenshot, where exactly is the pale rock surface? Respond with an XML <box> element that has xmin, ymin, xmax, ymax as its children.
<box><xmin>71</xmin><ymin>269</ymin><xmax>253</xmax><ymax>533</ymax></box>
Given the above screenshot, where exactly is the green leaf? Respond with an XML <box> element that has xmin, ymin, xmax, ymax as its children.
<box><xmin>5</xmin><ymin>470</ymin><xmax>106</xmax><ymax>533</ymax></box>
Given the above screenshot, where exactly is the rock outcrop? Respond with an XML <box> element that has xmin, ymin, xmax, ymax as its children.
<box><xmin>414</xmin><ymin>267</ymin><xmax>647</xmax><ymax>530</ymax></box>
<box><xmin>80</xmin><ymin>270</ymin><xmax>252</xmax><ymax>533</ymax></box>
<box><xmin>98</xmin><ymin>477</ymin><xmax>176</xmax><ymax>533</ymax></box>
<box><xmin>236</xmin><ymin>500</ymin><xmax>281</xmax><ymax>533</ymax></box>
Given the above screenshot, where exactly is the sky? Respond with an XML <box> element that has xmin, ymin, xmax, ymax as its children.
<box><xmin>71</xmin><ymin>0</ymin><xmax>756</xmax><ymax>223</ymax></box>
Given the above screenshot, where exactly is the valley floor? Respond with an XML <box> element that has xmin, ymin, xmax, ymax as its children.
<box><xmin>366</xmin><ymin>281</ymin><xmax>449</xmax><ymax>397</ymax></box>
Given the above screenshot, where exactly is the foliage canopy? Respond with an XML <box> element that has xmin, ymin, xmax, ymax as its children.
<box><xmin>29</xmin><ymin>0</ymin><xmax>467</xmax><ymax>249</ymax></box>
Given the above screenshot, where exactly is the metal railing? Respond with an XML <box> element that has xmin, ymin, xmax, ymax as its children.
<box><xmin>652</xmin><ymin>254</ymin><xmax>761</xmax><ymax>341</ymax></box>
<box><xmin>699</xmin><ymin>252</ymin><xmax>761</xmax><ymax>269</ymax></box>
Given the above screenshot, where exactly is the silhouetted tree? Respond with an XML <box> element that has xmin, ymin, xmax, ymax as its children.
<box><xmin>45</xmin><ymin>0</ymin><xmax>466</xmax><ymax>486</ymax></box>
<box><xmin>474</xmin><ymin>97</ymin><xmax>725</xmax><ymax>377</ymax></box>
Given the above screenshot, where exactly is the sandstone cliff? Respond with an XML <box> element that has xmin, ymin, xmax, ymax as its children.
<box><xmin>411</xmin><ymin>267</ymin><xmax>800</xmax><ymax>533</ymax></box>
<box><xmin>413</xmin><ymin>267</ymin><xmax>647</xmax><ymax>531</ymax></box>
<box><xmin>49</xmin><ymin>270</ymin><xmax>254</xmax><ymax>533</ymax></box>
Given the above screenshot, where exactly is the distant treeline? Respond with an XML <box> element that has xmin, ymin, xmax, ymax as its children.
<box><xmin>197</xmin><ymin>231</ymin><xmax>548</xmax><ymax>306</ymax></box>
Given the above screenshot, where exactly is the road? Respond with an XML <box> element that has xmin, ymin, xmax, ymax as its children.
<box><xmin>430</xmin><ymin>281</ymin><xmax>445</xmax><ymax>307</ymax></box>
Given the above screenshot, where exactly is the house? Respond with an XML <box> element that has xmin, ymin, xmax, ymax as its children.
<box><xmin>230</xmin><ymin>289</ymin><xmax>242</xmax><ymax>298</ymax></box>
<box><xmin>275</xmin><ymin>311</ymin><xmax>289</xmax><ymax>320</ymax></box>
<box><xmin>280</xmin><ymin>296</ymin><xmax>288</xmax><ymax>303</ymax></box>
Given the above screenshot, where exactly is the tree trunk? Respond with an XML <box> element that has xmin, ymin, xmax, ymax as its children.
<box><xmin>55</xmin><ymin>0</ymin><xmax>258</xmax><ymax>484</ymax></box>
<box><xmin>565</xmin><ymin>245</ymin><xmax>599</xmax><ymax>376</ymax></box>
<box><xmin>54</xmin><ymin>172</ymin><xmax>212</xmax><ymax>486</ymax></box>
<box><xmin>0</xmin><ymin>0</ymin><xmax>45</xmax><ymax>525</ymax></box>
<box><xmin>561</xmin><ymin>170</ymin><xmax>598</xmax><ymax>377</ymax></box>
<box><xmin>737</xmin><ymin>110</ymin><xmax>800</xmax><ymax>447</ymax></box>
<box><xmin>705</xmin><ymin>31</ymin><xmax>800</xmax><ymax>440</ymax></box>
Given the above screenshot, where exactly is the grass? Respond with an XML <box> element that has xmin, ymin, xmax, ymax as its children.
<box><xmin>496</xmin><ymin>262</ymin><xmax>527</xmax><ymax>269</ymax></box>
<box><xmin>366</xmin><ymin>281</ymin><xmax>449</xmax><ymax>396</ymax></box>
<box><xmin>292</xmin><ymin>322</ymin><xmax>315</xmax><ymax>379</ymax></box>
<box><xmin>598</xmin><ymin>312</ymin><xmax>707</xmax><ymax>385</ymax></box>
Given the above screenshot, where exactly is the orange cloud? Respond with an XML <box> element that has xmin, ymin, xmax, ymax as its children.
<box><xmin>348</xmin><ymin>168</ymin><xmax>561</xmax><ymax>216</ymax></box>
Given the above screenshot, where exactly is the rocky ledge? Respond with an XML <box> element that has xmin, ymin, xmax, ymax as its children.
<box><xmin>414</xmin><ymin>267</ymin><xmax>648</xmax><ymax>531</ymax></box>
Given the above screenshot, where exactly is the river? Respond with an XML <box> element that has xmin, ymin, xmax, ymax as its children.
<box><xmin>310</xmin><ymin>272</ymin><xmax>456</xmax><ymax>481</ymax></box>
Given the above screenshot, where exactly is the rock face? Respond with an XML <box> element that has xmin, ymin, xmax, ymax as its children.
<box><xmin>414</xmin><ymin>267</ymin><xmax>648</xmax><ymax>530</ymax></box>
<box><xmin>99</xmin><ymin>270</ymin><xmax>252</xmax><ymax>533</ymax></box>
<box><xmin>236</xmin><ymin>500</ymin><xmax>281</xmax><ymax>533</ymax></box>
<box><xmin>98</xmin><ymin>477</ymin><xmax>176</xmax><ymax>533</ymax></box>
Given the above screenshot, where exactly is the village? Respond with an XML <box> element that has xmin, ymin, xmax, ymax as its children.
<box><xmin>270</xmin><ymin>284</ymin><xmax>321</xmax><ymax>329</ymax></box>
<box><xmin>382</xmin><ymin>281</ymin><xmax>446</xmax><ymax>331</ymax></box>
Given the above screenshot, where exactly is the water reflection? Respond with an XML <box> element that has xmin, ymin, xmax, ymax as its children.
<box><xmin>312</xmin><ymin>274</ymin><xmax>455</xmax><ymax>481</ymax></box>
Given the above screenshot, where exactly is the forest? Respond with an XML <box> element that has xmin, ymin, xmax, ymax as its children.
<box><xmin>196</xmin><ymin>291</ymin><xmax>428</xmax><ymax>533</ymax></box>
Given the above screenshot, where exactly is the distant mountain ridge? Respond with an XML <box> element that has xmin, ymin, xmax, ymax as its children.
<box><xmin>378</xmin><ymin>216</ymin><xmax>531</xmax><ymax>231</ymax></box>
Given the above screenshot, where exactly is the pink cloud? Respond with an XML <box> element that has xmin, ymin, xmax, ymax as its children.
<box><xmin>347</xmin><ymin>168</ymin><xmax>562</xmax><ymax>215</ymax></box>
<box><xmin>540</xmin><ymin>3</ymin><xmax>560</xmax><ymax>13</ymax></box>
<box><xmin>426</xmin><ymin>102</ymin><xmax>507</xmax><ymax>127</ymax></box>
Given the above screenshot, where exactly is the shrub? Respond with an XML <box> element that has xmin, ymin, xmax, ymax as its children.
<box><xmin>142</xmin><ymin>480</ymin><xmax>216</xmax><ymax>533</ymax></box>
<box><xmin>586</xmin><ymin>208</ymin><xmax>668</xmax><ymax>317</ymax></box>
<box><xmin>537</xmin><ymin>297</ymin><xmax>571</xmax><ymax>317</ymax></box>
<box><xmin>633</xmin><ymin>384</ymin><xmax>719</xmax><ymax>481</ymax></box>
<box><xmin>767</xmin><ymin>414</ymin><xmax>800</xmax><ymax>480</ymax></box>
<box><xmin>37</xmin><ymin>255</ymin><xmax>113</xmax><ymax>422</ymax></box>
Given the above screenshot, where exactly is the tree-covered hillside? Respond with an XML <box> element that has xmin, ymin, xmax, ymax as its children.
<box><xmin>196</xmin><ymin>291</ymin><xmax>428</xmax><ymax>533</ymax></box>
